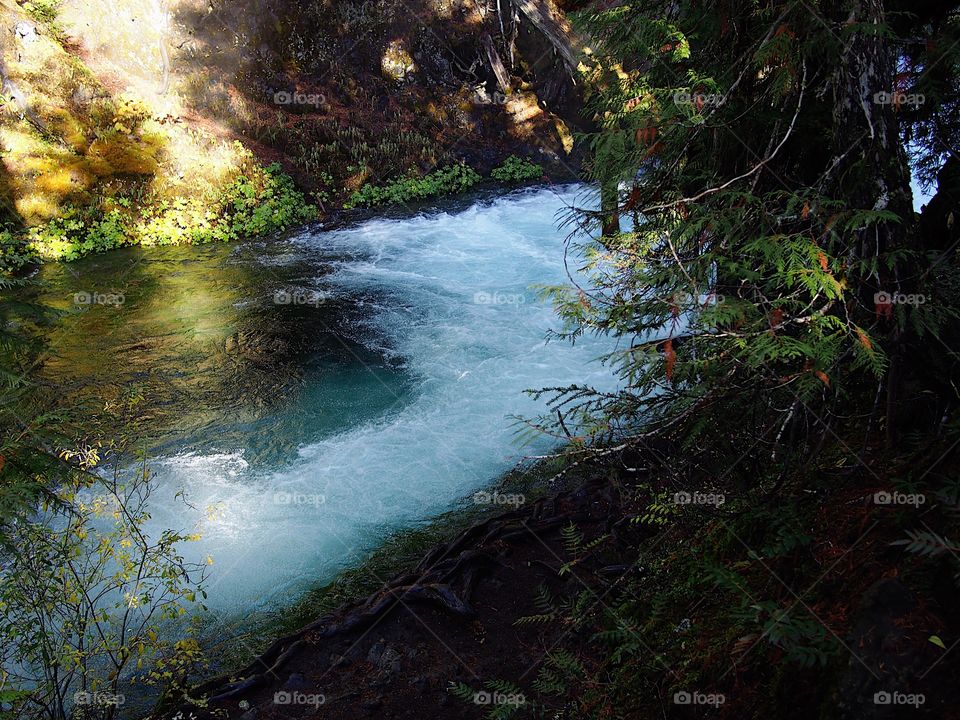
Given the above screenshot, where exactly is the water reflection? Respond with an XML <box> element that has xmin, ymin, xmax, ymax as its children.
<box><xmin>31</xmin><ymin>238</ymin><xmax>412</xmax><ymax>466</ymax></box>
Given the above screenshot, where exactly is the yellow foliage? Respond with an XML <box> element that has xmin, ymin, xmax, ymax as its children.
<box><xmin>111</xmin><ymin>93</ymin><xmax>152</xmax><ymax>135</ymax></box>
<box><xmin>88</xmin><ymin>136</ymin><xmax>161</xmax><ymax>176</ymax></box>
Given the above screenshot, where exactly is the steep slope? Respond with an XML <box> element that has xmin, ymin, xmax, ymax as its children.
<box><xmin>1</xmin><ymin>0</ymin><xmax>583</xmax><ymax>268</ymax></box>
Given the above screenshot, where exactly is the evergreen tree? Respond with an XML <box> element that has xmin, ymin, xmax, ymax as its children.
<box><xmin>537</xmin><ymin>1</ymin><xmax>960</xmax><ymax>460</ymax></box>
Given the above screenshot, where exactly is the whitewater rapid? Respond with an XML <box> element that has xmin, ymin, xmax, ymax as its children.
<box><xmin>142</xmin><ymin>184</ymin><xmax>621</xmax><ymax>615</ymax></box>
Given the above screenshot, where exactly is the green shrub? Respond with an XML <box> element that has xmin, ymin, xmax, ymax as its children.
<box><xmin>0</xmin><ymin>230</ymin><xmax>38</xmax><ymax>275</ymax></box>
<box><xmin>223</xmin><ymin>163</ymin><xmax>317</xmax><ymax>238</ymax></box>
<box><xmin>346</xmin><ymin>163</ymin><xmax>481</xmax><ymax>208</ymax></box>
<box><xmin>490</xmin><ymin>155</ymin><xmax>544</xmax><ymax>184</ymax></box>
<box><xmin>22</xmin><ymin>0</ymin><xmax>61</xmax><ymax>24</ymax></box>
<box><xmin>20</xmin><ymin>163</ymin><xmax>316</xmax><ymax>263</ymax></box>
<box><xmin>139</xmin><ymin>197</ymin><xmax>225</xmax><ymax>247</ymax></box>
<box><xmin>0</xmin><ymin>454</ymin><xmax>210</xmax><ymax>720</ymax></box>
<box><xmin>26</xmin><ymin>212</ymin><xmax>95</xmax><ymax>263</ymax></box>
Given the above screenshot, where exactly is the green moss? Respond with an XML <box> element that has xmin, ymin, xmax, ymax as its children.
<box><xmin>21</xmin><ymin>0</ymin><xmax>61</xmax><ymax>24</ymax></box>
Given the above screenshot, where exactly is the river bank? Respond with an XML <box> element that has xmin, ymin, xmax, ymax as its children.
<box><xmin>197</xmin><ymin>451</ymin><xmax>581</xmax><ymax>684</ymax></box>
<box><xmin>2</xmin><ymin>0</ymin><xmax>580</xmax><ymax>273</ymax></box>
<box><xmin>187</xmin><ymin>451</ymin><xmax>624</xmax><ymax>720</ymax></box>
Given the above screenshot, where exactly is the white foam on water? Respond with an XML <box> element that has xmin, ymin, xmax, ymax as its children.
<box><xmin>142</xmin><ymin>185</ymin><xmax>621</xmax><ymax>615</ymax></box>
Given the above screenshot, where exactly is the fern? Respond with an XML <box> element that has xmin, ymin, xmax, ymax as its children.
<box><xmin>561</xmin><ymin>522</ymin><xmax>584</xmax><ymax>556</ymax></box>
<box><xmin>891</xmin><ymin>529</ymin><xmax>959</xmax><ymax>557</ymax></box>
<box><xmin>449</xmin><ymin>680</ymin><xmax>530</xmax><ymax>720</ymax></box>
<box><xmin>533</xmin><ymin>650</ymin><xmax>586</xmax><ymax>697</ymax></box>
<box><xmin>558</xmin><ymin>522</ymin><xmax>610</xmax><ymax>575</ymax></box>
<box><xmin>516</xmin><ymin>584</ymin><xmax>559</xmax><ymax>626</ymax></box>
<box><xmin>635</xmin><ymin>494</ymin><xmax>680</xmax><ymax>526</ymax></box>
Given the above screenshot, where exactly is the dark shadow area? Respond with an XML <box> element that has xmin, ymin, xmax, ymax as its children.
<box><xmin>169</xmin><ymin>0</ymin><xmax>584</xmax><ymax>200</ymax></box>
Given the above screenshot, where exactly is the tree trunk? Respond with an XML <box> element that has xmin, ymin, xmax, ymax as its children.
<box><xmin>512</xmin><ymin>0</ymin><xmax>581</xmax><ymax>74</ymax></box>
<box><xmin>600</xmin><ymin>179</ymin><xmax>621</xmax><ymax>237</ymax></box>
<box><xmin>830</xmin><ymin>0</ymin><xmax>915</xmax><ymax>444</ymax></box>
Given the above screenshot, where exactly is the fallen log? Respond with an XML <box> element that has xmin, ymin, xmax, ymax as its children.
<box><xmin>512</xmin><ymin>0</ymin><xmax>582</xmax><ymax>74</ymax></box>
<box><xmin>481</xmin><ymin>33</ymin><xmax>512</xmax><ymax>94</ymax></box>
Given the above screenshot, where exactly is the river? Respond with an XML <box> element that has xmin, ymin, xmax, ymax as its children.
<box><xmin>30</xmin><ymin>184</ymin><xmax>621</xmax><ymax>623</ymax></box>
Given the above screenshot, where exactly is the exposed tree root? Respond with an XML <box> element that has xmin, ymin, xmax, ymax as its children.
<box><xmin>191</xmin><ymin>476</ymin><xmax>621</xmax><ymax>709</ymax></box>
